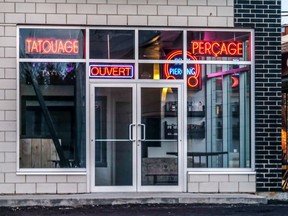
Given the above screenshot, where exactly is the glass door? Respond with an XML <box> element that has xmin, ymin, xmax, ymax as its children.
<box><xmin>90</xmin><ymin>84</ymin><xmax>136</xmax><ymax>192</ymax></box>
<box><xmin>91</xmin><ymin>83</ymin><xmax>182</xmax><ymax>192</ymax></box>
<box><xmin>137</xmin><ymin>84</ymin><xmax>182</xmax><ymax>192</ymax></box>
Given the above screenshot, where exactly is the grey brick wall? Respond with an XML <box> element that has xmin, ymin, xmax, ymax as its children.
<box><xmin>3</xmin><ymin>0</ymin><xmax>277</xmax><ymax>194</ymax></box>
<box><xmin>235</xmin><ymin>0</ymin><xmax>282</xmax><ymax>192</ymax></box>
<box><xmin>0</xmin><ymin>1</ymin><xmax>234</xmax><ymax>26</ymax></box>
<box><xmin>0</xmin><ymin>0</ymin><xmax>235</xmax><ymax>194</ymax></box>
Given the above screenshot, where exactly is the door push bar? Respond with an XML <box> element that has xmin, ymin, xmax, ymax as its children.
<box><xmin>138</xmin><ymin>123</ymin><xmax>146</xmax><ymax>141</ymax></box>
<box><xmin>129</xmin><ymin>124</ymin><xmax>136</xmax><ymax>141</ymax></box>
<box><xmin>129</xmin><ymin>123</ymin><xmax>146</xmax><ymax>141</ymax></box>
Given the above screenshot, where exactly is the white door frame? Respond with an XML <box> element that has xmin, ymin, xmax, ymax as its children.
<box><xmin>90</xmin><ymin>82</ymin><xmax>184</xmax><ymax>192</ymax></box>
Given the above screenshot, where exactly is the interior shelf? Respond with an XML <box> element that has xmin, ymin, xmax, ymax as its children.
<box><xmin>188</xmin><ymin>110</ymin><xmax>205</xmax><ymax>117</ymax></box>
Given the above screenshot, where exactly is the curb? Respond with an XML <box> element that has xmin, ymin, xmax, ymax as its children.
<box><xmin>0</xmin><ymin>193</ymin><xmax>268</xmax><ymax>207</ymax></box>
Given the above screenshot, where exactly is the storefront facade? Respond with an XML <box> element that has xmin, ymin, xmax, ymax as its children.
<box><xmin>0</xmin><ymin>0</ymin><xmax>281</xmax><ymax>194</ymax></box>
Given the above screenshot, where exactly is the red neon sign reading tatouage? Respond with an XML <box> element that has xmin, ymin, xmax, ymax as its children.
<box><xmin>25</xmin><ymin>38</ymin><xmax>79</xmax><ymax>55</ymax></box>
<box><xmin>191</xmin><ymin>41</ymin><xmax>243</xmax><ymax>57</ymax></box>
<box><xmin>164</xmin><ymin>50</ymin><xmax>201</xmax><ymax>89</ymax></box>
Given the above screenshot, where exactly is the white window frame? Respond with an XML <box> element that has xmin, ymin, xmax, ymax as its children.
<box><xmin>16</xmin><ymin>26</ymin><xmax>255</xmax><ymax>178</ymax></box>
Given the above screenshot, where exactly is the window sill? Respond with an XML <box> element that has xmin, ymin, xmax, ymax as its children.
<box><xmin>16</xmin><ymin>168</ymin><xmax>87</xmax><ymax>175</ymax></box>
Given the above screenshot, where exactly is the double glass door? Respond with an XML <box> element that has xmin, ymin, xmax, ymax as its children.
<box><xmin>90</xmin><ymin>83</ymin><xmax>182</xmax><ymax>192</ymax></box>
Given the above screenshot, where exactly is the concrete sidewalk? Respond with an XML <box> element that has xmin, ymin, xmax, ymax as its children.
<box><xmin>0</xmin><ymin>193</ymin><xmax>268</xmax><ymax>207</ymax></box>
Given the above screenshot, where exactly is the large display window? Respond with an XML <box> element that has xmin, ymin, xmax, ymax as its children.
<box><xmin>187</xmin><ymin>64</ymin><xmax>251</xmax><ymax>168</ymax></box>
<box><xmin>18</xmin><ymin>28</ymin><xmax>86</xmax><ymax>170</ymax></box>
<box><xmin>18</xmin><ymin>27</ymin><xmax>253</xmax><ymax>174</ymax></box>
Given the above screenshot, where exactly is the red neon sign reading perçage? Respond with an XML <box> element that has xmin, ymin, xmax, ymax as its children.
<box><xmin>191</xmin><ymin>41</ymin><xmax>243</xmax><ymax>57</ymax></box>
<box><xmin>25</xmin><ymin>38</ymin><xmax>79</xmax><ymax>55</ymax></box>
<box><xmin>90</xmin><ymin>64</ymin><xmax>134</xmax><ymax>78</ymax></box>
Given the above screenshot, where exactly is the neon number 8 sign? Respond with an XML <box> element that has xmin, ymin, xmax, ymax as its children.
<box><xmin>164</xmin><ymin>50</ymin><xmax>201</xmax><ymax>90</ymax></box>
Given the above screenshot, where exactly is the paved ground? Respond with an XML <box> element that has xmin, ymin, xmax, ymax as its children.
<box><xmin>1</xmin><ymin>204</ymin><xmax>288</xmax><ymax>216</ymax></box>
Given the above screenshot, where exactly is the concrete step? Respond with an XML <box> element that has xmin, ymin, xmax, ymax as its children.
<box><xmin>0</xmin><ymin>193</ymin><xmax>267</xmax><ymax>207</ymax></box>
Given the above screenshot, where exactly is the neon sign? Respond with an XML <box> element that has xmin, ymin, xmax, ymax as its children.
<box><xmin>231</xmin><ymin>77</ymin><xmax>239</xmax><ymax>88</ymax></box>
<box><xmin>191</xmin><ymin>41</ymin><xmax>243</xmax><ymax>57</ymax></box>
<box><xmin>206</xmin><ymin>67</ymin><xmax>248</xmax><ymax>79</ymax></box>
<box><xmin>25</xmin><ymin>38</ymin><xmax>79</xmax><ymax>55</ymax></box>
<box><xmin>164</xmin><ymin>50</ymin><xmax>201</xmax><ymax>89</ymax></box>
<box><xmin>90</xmin><ymin>64</ymin><xmax>134</xmax><ymax>78</ymax></box>
<box><xmin>207</xmin><ymin>67</ymin><xmax>249</xmax><ymax>88</ymax></box>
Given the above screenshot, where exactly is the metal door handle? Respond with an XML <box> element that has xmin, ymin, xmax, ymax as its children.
<box><xmin>129</xmin><ymin>124</ymin><xmax>135</xmax><ymax>141</ymax></box>
<box><xmin>138</xmin><ymin>123</ymin><xmax>146</xmax><ymax>141</ymax></box>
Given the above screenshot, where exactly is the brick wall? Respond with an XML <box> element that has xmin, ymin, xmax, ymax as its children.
<box><xmin>0</xmin><ymin>0</ymin><xmax>234</xmax><ymax>194</ymax></box>
<box><xmin>0</xmin><ymin>0</ymin><xmax>234</xmax><ymax>27</ymax></box>
<box><xmin>235</xmin><ymin>0</ymin><xmax>282</xmax><ymax>192</ymax></box>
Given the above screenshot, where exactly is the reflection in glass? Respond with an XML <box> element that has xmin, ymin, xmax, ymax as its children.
<box><xmin>19</xmin><ymin>62</ymin><xmax>86</xmax><ymax>168</ymax></box>
<box><xmin>187</xmin><ymin>64</ymin><xmax>250</xmax><ymax>168</ymax></box>
<box><xmin>187</xmin><ymin>31</ymin><xmax>251</xmax><ymax>61</ymax></box>
<box><xmin>187</xmin><ymin>64</ymin><xmax>206</xmax><ymax>168</ymax></box>
<box><xmin>89</xmin><ymin>30</ymin><xmax>135</xmax><ymax>59</ymax></box>
<box><xmin>94</xmin><ymin>87</ymin><xmax>133</xmax><ymax>186</ymax></box>
<box><xmin>19</xmin><ymin>29</ymin><xmax>85</xmax><ymax>59</ymax></box>
<box><xmin>141</xmin><ymin>87</ymin><xmax>178</xmax><ymax>185</ymax></box>
<box><xmin>139</xmin><ymin>30</ymin><xmax>183</xmax><ymax>60</ymax></box>
<box><xmin>139</xmin><ymin>63</ymin><xmax>183</xmax><ymax>80</ymax></box>
<box><xmin>282</xmin><ymin>93</ymin><xmax>288</xmax><ymax>167</ymax></box>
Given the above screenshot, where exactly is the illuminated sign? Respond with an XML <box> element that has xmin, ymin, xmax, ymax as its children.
<box><xmin>25</xmin><ymin>38</ymin><xmax>79</xmax><ymax>55</ymax></box>
<box><xmin>164</xmin><ymin>50</ymin><xmax>201</xmax><ymax>89</ymax></box>
<box><xmin>206</xmin><ymin>67</ymin><xmax>248</xmax><ymax>79</ymax></box>
<box><xmin>191</xmin><ymin>41</ymin><xmax>243</xmax><ymax>57</ymax></box>
<box><xmin>90</xmin><ymin>64</ymin><xmax>134</xmax><ymax>78</ymax></box>
<box><xmin>207</xmin><ymin>67</ymin><xmax>249</xmax><ymax>88</ymax></box>
<box><xmin>231</xmin><ymin>77</ymin><xmax>239</xmax><ymax>88</ymax></box>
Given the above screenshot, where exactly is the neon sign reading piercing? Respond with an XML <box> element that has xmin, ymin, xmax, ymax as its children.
<box><xmin>164</xmin><ymin>50</ymin><xmax>201</xmax><ymax>89</ymax></box>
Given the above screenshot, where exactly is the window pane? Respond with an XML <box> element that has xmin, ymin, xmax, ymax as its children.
<box><xmin>139</xmin><ymin>30</ymin><xmax>183</xmax><ymax>60</ymax></box>
<box><xmin>89</xmin><ymin>30</ymin><xmax>135</xmax><ymax>59</ymax></box>
<box><xmin>139</xmin><ymin>63</ymin><xmax>183</xmax><ymax>80</ymax></box>
<box><xmin>187</xmin><ymin>64</ymin><xmax>206</xmax><ymax>167</ymax></box>
<box><xmin>94</xmin><ymin>87</ymin><xmax>133</xmax><ymax>186</ymax></box>
<box><xmin>19</xmin><ymin>62</ymin><xmax>86</xmax><ymax>168</ymax></box>
<box><xmin>19</xmin><ymin>29</ymin><xmax>85</xmax><ymax>59</ymax></box>
<box><xmin>187</xmin><ymin>31</ymin><xmax>251</xmax><ymax>61</ymax></box>
<box><xmin>187</xmin><ymin>64</ymin><xmax>251</xmax><ymax>168</ymax></box>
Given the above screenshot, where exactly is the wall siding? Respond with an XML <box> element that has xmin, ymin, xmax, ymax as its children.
<box><xmin>0</xmin><ymin>0</ymin><xmax>233</xmax><ymax>194</ymax></box>
<box><xmin>0</xmin><ymin>0</ymin><xmax>280</xmax><ymax>194</ymax></box>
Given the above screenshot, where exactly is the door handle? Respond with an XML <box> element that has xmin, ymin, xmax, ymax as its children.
<box><xmin>129</xmin><ymin>124</ymin><xmax>135</xmax><ymax>141</ymax></box>
<box><xmin>138</xmin><ymin>123</ymin><xmax>146</xmax><ymax>141</ymax></box>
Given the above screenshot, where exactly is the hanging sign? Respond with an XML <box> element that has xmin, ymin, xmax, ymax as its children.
<box><xmin>191</xmin><ymin>41</ymin><xmax>243</xmax><ymax>57</ymax></box>
<box><xmin>164</xmin><ymin>50</ymin><xmax>201</xmax><ymax>90</ymax></box>
<box><xmin>90</xmin><ymin>64</ymin><xmax>134</xmax><ymax>78</ymax></box>
<box><xmin>25</xmin><ymin>38</ymin><xmax>79</xmax><ymax>55</ymax></box>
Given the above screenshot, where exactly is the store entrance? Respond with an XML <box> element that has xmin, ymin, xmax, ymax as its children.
<box><xmin>90</xmin><ymin>83</ymin><xmax>183</xmax><ymax>192</ymax></box>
